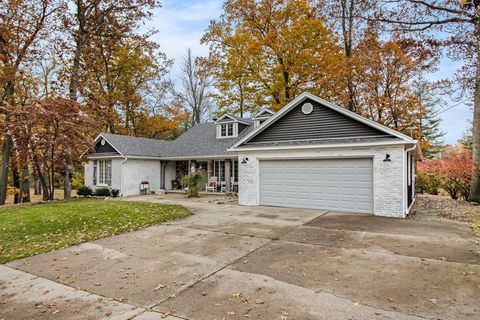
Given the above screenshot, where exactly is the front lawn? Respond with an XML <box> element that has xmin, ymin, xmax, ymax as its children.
<box><xmin>0</xmin><ymin>199</ymin><xmax>191</xmax><ymax>263</ymax></box>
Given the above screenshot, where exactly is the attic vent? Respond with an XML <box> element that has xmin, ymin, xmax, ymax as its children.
<box><xmin>302</xmin><ymin>102</ymin><xmax>313</xmax><ymax>115</ymax></box>
<box><xmin>100</xmin><ymin>139</ymin><xmax>106</xmax><ymax>146</ymax></box>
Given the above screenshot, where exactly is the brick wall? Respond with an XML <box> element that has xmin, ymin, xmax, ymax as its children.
<box><xmin>238</xmin><ymin>145</ymin><xmax>406</xmax><ymax>218</ymax></box>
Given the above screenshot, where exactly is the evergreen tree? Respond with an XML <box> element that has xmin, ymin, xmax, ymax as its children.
<box><xmin>459</xmin><ymin>121</ymin><xmax>473</xmax><ymax>151</ymax></box>
<box><xmin>416</xmin><ymin>80</ymin><xmax>445</xmax><ymax>159</ymax></box>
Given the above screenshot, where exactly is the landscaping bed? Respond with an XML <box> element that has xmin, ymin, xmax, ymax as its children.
<box><xmin>414</xmin><ymin>194</ymin><xmax>480</xmax><ymax>236</ymax></box>
<box><xmin>0</xmin><ymin>199</ymin><xmax>191</xmax><ymax>263</ymax></box>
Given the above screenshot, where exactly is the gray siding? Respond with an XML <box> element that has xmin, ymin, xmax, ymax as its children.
<box><xmin>93</xmin><ymin>139</ymin><xmax>118</xmax><ymax>154</ymax></box>
<box><xmin>247</xmin><ymin>99</ymin><xmax>390</xmax><ymax>144</ymax></box>
<box><xmin>238</xmin><ymin>123</ymin><xmax>249</xmax><ymax>134</ymax></box>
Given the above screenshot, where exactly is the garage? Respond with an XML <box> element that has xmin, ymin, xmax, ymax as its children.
<box><xmin>259</xmin><ymin>158</ymin><xmax>373</xmax><ymax>213</ymax></box>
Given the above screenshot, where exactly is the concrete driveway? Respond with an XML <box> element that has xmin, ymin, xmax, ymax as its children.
<box><xmin>1</xmin><ymin>195</ymin><xmax>480</xmax><ymax>320</ymax></box>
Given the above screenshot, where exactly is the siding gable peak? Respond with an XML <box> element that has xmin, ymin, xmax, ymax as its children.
<box><xmin>231</xmin><ymin>92</ymin><xmax>414</xmax><ymax>149</ymax></box>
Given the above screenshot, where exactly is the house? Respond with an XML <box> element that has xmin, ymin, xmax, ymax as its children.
<box><xmin>85</xmin><ymin>92</ymin><xmax>420</xmax><ymax>218</ymax></box>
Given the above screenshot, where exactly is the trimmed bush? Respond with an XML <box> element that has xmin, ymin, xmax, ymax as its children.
<box><xmin>111</xmin><ymin>189</ymin><xmax>120</xmax><ymax>197</ymax></box>
<box><xmin>77</xmin><ymin>185</ymin><xmax>93</xmax><ymax>197</ymax></box>
<box><xmin>94</xmin><ymin>187</ymin><xmax>111</xmax><ymax>197</ymax></box>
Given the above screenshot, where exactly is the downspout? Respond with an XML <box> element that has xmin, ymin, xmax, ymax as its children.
<box><xmin>120</xmin><ymin>157</ymin><xmax>128</xmax><ymax>196</ymax></box>
<box><xmin>405</xmin><ymin>143</ymin><xmax>417</xmax><ymax>216</ymax></box>
<box><xmin>160</xmin><ymin>161</ymin><xmax>169</xmax><ymax>190</ymax></box>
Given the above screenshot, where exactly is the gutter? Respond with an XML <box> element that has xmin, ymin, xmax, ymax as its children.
<box><xmin>228</xmin><ymin>139</ymin><xmax>410</xmax><ymax>152</ymax></box>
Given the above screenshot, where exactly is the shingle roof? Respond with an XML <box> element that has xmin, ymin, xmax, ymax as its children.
<box><xmin>160</xmin><ymin>123</ymin><xmax>254</xmax><ymax>158</ymax></box>
<box><xmin>95</xmin><ymin>123</ymin><xmax>254</xmax><ymax>159</ymax></box>
<box><xmin>100</xmin><ymin>133</ymin><xmax>172</xmax><ymax>157</ymax></box>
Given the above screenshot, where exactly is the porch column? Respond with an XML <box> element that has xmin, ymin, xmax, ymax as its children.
<box><xmin>190</xmin><ymin>160</ymin><xmax>197</xmax><ymax>173</ymax></box>
<box><xmin>225</xmin><ymin>160</ymin><xmax>231</xmax><ymax>193</ymax></box>
<box><xmin>207</xmin><ymin>161</ymin><xmax>212</xmax><ymax>180</ymax></box>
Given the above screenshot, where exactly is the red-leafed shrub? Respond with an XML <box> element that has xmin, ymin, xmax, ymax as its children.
<box><xmin>417</xmin><ymin>149</ymin><xmax>475</xmax><ymax>200</ymax></box>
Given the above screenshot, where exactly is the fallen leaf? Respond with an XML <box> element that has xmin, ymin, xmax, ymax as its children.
<box><xmin>154</xmin><ymin>284</ymin><xmax>166</xmax><ymax>291</ymax></box>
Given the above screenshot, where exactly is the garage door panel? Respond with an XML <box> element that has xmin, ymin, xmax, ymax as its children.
<box><xmin>259</xmin><ymin>159</ymin><xmax>373</xmax><ymax>213</ymax></box>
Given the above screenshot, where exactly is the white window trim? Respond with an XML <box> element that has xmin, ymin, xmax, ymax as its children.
<box><xmin>217</xmin><ymin>122</ymin><xmax>238</xmax><ymax>139</ymax></box>
<box><xmin>94</xmin><ymin>160</ymin><xmax>112</xmax><ymax>186</ymax></box>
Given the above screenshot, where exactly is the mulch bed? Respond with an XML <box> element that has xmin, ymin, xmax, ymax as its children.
<box><xmin>413</xmin><ymin>194</ymin><xmax>480</xmax><ymax>235</ymax></box>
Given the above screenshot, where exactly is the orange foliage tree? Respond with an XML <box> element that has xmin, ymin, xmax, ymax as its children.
<box><xmin>417</xmin><ymin>149</ymin><xmax>475</xmax><ymax>200</ymax></box>
<box><xmin>1</xmin><ymin>98</ymin><xmax>99</xmax><ymax>201</ymax></box>
<box><xmin>201</xmin><ymin>0</ymin><xmax>343</xmax><ymax>114</ymax></box>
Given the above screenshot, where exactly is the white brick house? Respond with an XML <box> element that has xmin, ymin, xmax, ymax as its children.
<box><xmin>85</xmin><ymin>92</ymin><xmax>420</xmax><ymax>218</ymax></box>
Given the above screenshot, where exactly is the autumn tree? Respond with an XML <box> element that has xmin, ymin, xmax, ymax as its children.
<box><xmin>323</xmin><ymin>0</ymin><xmax>376</xmax><ymax>112</ymax></box>
<box><xmin>60</xmin><ymin>0</ymin><xmax>159</xmax><ymax>199</ymax></box>
<box><xmin>0</xmin><ymin>0</ymin><xmax>60</xmax><ymax>205</ymax></box>
<box><xmin>81</xmin><ymin>37</ymin><xmax>172</xmax><ymax>134</ymax></box>
<box><xmin>201</xmin><ymin>0</ymin><xmax>343</xmax><ymax>112</ymax></box>
<box><xmin>1</xmin><ymin>98</ymin><xmax>99</xmax><ymax>201</ymax></box>
<box><xmin>352</xmin><ymin>28</ymin><xmax>436</xmax><ymax>137</ymax></box>
<box><xmin>372</xmin><ymin>1</ymin><xmax>480</xmax><ymax>201</ymax></box>
<box><xmin>172</xmin><ymin>49</ymin><xmax>214</xmax><ymax>126</ymax></box>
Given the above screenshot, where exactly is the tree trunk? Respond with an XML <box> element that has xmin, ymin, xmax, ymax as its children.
<box><xmin>20</xmin><ymin>167</ymin><xmax>30</xmax><ymax>203</ymax></box>
<box><xmin>64</xmin><ymin>166</ymin><xmax>71</xmax><ymax>200</ymax></box>
<box><xmin>0</xmin><ymin>135</ymin><xmax>11</xmax><ymax>205</ymax></box>
<box><xmin>0</xmin><ymin>80</ymin><xmax>14</xmax><ymax>205</ymax></box>
<box><xmin>39</xmin><ymin>169</ymin><xmax>50</xmax><ymax>201</ymax></box>
<box><xmin>12</xmin><ymin>166</ymin><xmax>20</xmax><ymax>204</ymax></box>
<box><xmin>64</xmin><ymin>34</ymin><xmax>85</xmax><ymax>201</ymax></box>
<box><xmin>469</xmin><ymin>20</ymin><xmax>480</xmax><ymax>202</ymax></box>
<box><xmin>34</xmin><ymin>177</ymin><xmax>41</xmax><ymax>195</ymax></box>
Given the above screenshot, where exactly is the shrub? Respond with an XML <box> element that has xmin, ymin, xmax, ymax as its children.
<box><xmin>94</xmin><ymin>187</ymin><xmax>111</xmax><ymax>197</ymax></box>
<box><xmin>181</xmin><ymin>171</ymin><xmax>203</xmax><ymax>198</ymax></box>
<box><xmin>111</xmin><ymin>189</ymin><xmax>120</xmax><ymax>197</ymax></box>
<box><xmin>415</xmin><ymin>171</ymin><xmax>440</xmax><ymax>195</ymax></box>
<box><xmin>72</xmin><ymin>171</ymin><xmax>85</xmax><ymax>190</ymax></box>
<box><xmin>417</xmin><ymin>149</ymin><xmax>474</xmax><ymax>200</ymax></box>
<box><xmin>77</xmin><ymin>185</ymin><xmax>93</xmax><ymax>197</ymax></box>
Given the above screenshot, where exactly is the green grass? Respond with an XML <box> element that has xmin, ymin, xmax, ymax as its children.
<box><xmin>0</xmin><ymin>199</ymin><xmax>191</xmax><ymax>263</ymax></box>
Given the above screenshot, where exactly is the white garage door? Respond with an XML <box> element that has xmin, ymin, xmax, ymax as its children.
<box><xmin>259</xmin><ymin>158</ymin><xmax>373</xmax><ymax>213</ymax></box>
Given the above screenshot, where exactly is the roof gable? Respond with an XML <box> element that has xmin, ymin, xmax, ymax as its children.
<box><xmin>93</xmin><ymin>138</ymin><xmax>119</xmax><ymax>155</ymax></box>
<box><xmin>96</xmin><ymin>133</ymin><xmax>171</xmax><ymax>158</ymax></box>
<box><xmin>232</xmin><ymin>92</ymin><xmax>414</xmax><ymax>149</ymax></box>
<box><xmin>253</xmin><ymin>109</ymin><xmax>275</xmax><ymax>119</ymax></box>
<box><xmin>215</xmin><ymin>114</ymin><xmax>252</xmax><ymax>125</ymax></box>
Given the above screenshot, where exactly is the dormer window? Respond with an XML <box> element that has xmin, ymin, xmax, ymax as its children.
<box><xmin>221</xmin><ymin>123</ymin><xmax>234</xmax><ymax>137</ymax></box>
<box><xmin>216</xmin><ymin>114</ymin><xmax>252</xmax><ymax>139</ymax></box>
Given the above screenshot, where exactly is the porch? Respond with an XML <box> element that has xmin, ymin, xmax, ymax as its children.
<box><xmin>161</xmin><ymin>158</ymin><xmax>239</xmax><ymax>194</ymax></box>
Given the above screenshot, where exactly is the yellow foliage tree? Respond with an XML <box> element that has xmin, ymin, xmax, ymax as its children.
<box><xmin>201</xmin><ymin>0</ymin><xmax>344</xmax><ymax>114</ymax></box>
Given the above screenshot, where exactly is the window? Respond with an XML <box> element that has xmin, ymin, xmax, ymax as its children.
<box><xmin>220</xmin><ymin>123</ymin><xmax>234</xmax><ymax>137</ymax></box>
<box><xmin>233</xmin><ymin>160</ymin><xmax>238</xmax><ymax>182</ymax></box>
<box><xmin>93</xmin><ymin>160</ymin><xmax>112</xmax><ymax>186</ymax></box>
<box><xmin>93</xmin><ymin>161</ymin><xmax>97</xmax><ymax>185</ymax></box>
<box><xmin>214</xmin><ymin>160</ymin><xmax>225</xmax><ymax>181</ymax></box>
